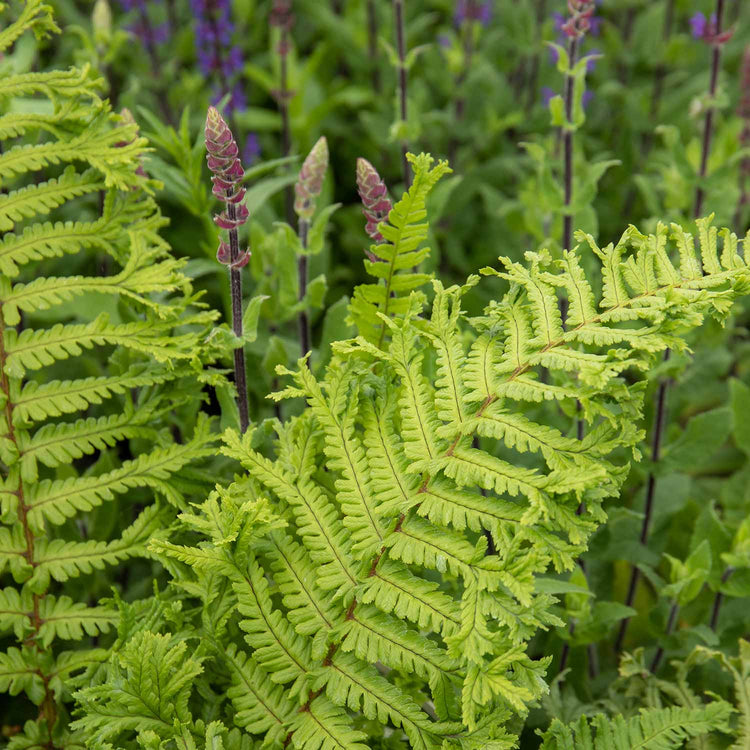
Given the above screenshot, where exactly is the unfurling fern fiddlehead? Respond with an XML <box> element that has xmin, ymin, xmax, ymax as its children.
<box><xmin>72</xmin><ymin>154</ymin><xmax>750</xmax><ymax>749</ymax></box>
<box><xmin>0</xmin><ymin>1</ymin><xmax>217</xmax><ymax>746</ymax></box>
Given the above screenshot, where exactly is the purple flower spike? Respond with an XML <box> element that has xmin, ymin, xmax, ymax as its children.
<box><xmin>294</xmin><ymin>136</ymin><xmax>329</xmax><ymax>221</ymax></box>
<box><xmin>356</xmin><ymin>158</ymin><xmax>392</xmax><ymax>259</ymax></box>
<box><xmin>541</xmin><ymin>86</ymin><xmax>556</xmax><ymax>106</ymax></box>
<box><xmin>454</xmin><ymin>0</ymin><xmax>492</xmax><ymax>28</ymax></box>
<box><xmin>205</xmin><ymin>106</ymin><xmax>249</xmax><ymax>237</ymax></box>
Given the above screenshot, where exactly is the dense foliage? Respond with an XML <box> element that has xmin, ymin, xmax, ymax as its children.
<box><xmin>1</xmin><ymin>0</ymin><xmax>750</xmax><ymax>748</ymax></box>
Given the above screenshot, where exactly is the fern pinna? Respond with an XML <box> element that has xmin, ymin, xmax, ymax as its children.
<box><xmin>0</xmin><ymin>1</ymin><xmax>217</xmax><ymax>746</ymax></box>
<box><xmin>74</xmin><ymin>155</ymin><xmax>750</xmax><ymax>749</ymax></box>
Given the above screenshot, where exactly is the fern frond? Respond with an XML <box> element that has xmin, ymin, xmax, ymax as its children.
<box><xmin>12</xmin><ymin>368</ymin><xmax>170</xmax><ymax>423</ymax></box>
<box><xmin>233</xmin><ymin>555</ymin><xmax>314</xmax><ymax>693</ymax></box>
<box><xmin>360</xmin><ymin>558</ymin><xmax>461</xmax><ymax>636</ymax></box>
<box><xmin>0</xmin><ymin>166</ymin><xmax>103</xmax><ymax>231</ymax></box>
<box><xmin>71</xmin><ymin>631</ymin><xmax>204</xmax><ymax>742</ymax></box>
<box><xmin>3</xmin><ymin>314</ymin><xmax>198</xmax><ymax>378</ymax></box>
<box><xmin>260</xmin><ymin>531</ymin><xmax>343</xmax><ymax>636</ymax></box>
<box><xmin>0</xmin><ymin>0</ymin><xmax>58</xmax><ymax>52</ymax></box>
<box><xmin>222</xmin><ymin>429</ymin><xmax>359</xmax><ymax>597</ymax></box>
<box><xmin>28</xmin><ymin>505</ymin><xmax>167</xmax><ymax>588</ymax></box>
<box><xmin>18</xmin><ymin>410</ymin><xmax>157</xmax><ymax>473</ymax></box>
<box><xmin>25</xmin><ymin>418</ymin><xmax>215</xmax><ymax>525</ymax></box>
<box><xmin>539</xmin><ymin>703</ymin><xmax>734</xmax><ymax>750</ymax></box>
<box><xmin>340</xmin><ymin>603</ymin><xmax>459</xmax><ymax>698</ymax></box>
<box><xmin>0</xmin><ymin>114</ymin><xmax>145</xmax><ymax>191</ymax></box>
<box><xmin>319</xmin><ymin>651</ymin><xmax>441</xmax><ymax>749</ymax></box>
<box><xmin>224</xmin><ymin>644</ymin><xmax>296</xmax><ymax>745</ymax></box>
<box><xmin>296</xmin><ymin>360</ymin><xmax>386</xmax><ymax>557</ymax></box>
<box><xmin>1</xmin><ymin>240</ymin><xmax>186</xmax><ymax>321</ymax></box>
<box><xmin>348</xmin><ymin>153</ymin><xmax>451</xmax><ymax>346</ymax></box>
<box><xmin>288</xmin><ymin>695</ymin><xmax>369</xmax><ymax>750</ymax></box>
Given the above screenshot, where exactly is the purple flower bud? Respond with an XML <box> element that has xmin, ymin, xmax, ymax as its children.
<box><xmin>356</xmin><ymin>158</ymin><xmax>392</xmax><ymax>250</ymax></box>
<box><xmin>294</xmin><ymin>136</ymin><xmax>329</xmax><ymax>221</ymax></box>
<box><xmin>541</xmin><ymin>86</ymin><xmax>556</xmax><ymax>106</ymax></box>
<box><xmin>205</xmin><ymin>106</ymin><xmax>249</xmax><ymax>231</ymax></box>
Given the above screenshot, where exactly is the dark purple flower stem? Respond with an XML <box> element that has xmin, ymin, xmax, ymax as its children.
<box><xmin>710</xmin><ymin>566</ymin><xmax>735</xmax><ymax>631</ymax></box>
<box><xmin>650</xmin><ymin>601</ymin><xmax>679</xmax><ymax>672</ymax></box>
<box><xmin>615</xmin><ymin>367</ymin><xmax>669</xmax><ymax>652</ymax></box>
<box><xmin>393</xmin><ymin>0</ymin><xmax>411</xmax><ymax>190</ymax></box>
<box><xmin>649</xmin><ymin>0</ymin><xmax>675</xmax><ymax>120</ymax></box>
<box><xmin>525</xmin><ymin>0</ymin><xmax>547</xmax><ymax>112</ymax></box>
<box><xmin>448</xmin><ymin>13</ymin><xmax>476</xmax><ymax>167</ymax></box>
<box><xmin>279</xmin><ymin>27</ymin><xmax>295</xmax><ymax>226</ymax></box>
<box><xmin>298</xmin><ymin>220</ymin><xmax>310</xmax><ymax>364</ymax></box>
<box><xmin>227</xmin><ymin>200</ymin><xmax>250</xmax><ymax>433</ymax></box>
<box><xmin>694</xmin><ymin>0</ymin><xmax>726</xmax><ymax>218</ymax></box>
<box><xmin>367</xmin><ymin>0</ymin><xmax>381</xmax><ymax>94</ymax></box>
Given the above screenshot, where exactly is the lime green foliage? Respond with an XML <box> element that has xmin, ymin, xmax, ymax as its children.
<box><xmin>72</xmin><ymin>154</ymin><xmax>750</xmax><ymax>748</ymax></box>
<box><xmin>538</xmin><ymin>703</ymin><xmax>733</xmax><ymax>749</ymax></box>
<box><xmin>348</xmin><ymin>153</ymin><xmax>452</xmax><ymax>346</ymax></box>
<box><xmin>0</xmin><ymin>1</ymin><xmax>217</xmax><ymax>745</ymax></box>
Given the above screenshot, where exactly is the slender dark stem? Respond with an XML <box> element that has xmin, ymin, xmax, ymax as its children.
<box><xmin>693</xmin><ymin>0</ymin><xmax>726</xmax><ymax>218</ymax></box>
<box><xmin>227</xmin><ymin>201</ymin><xmax>250</xmax><ymax>433</ymax></box>
<box><xmin>559</xmin><ymin>621</ymin><xmax>575</xmax><ymax>673</ymax></box>
<box><xmin>279</xmin><ymin>28</ymin><xmax>295</xmax><ymax>226</ymax></box>
<box><xmin>562</xmin><ymin>36</ymin><xmax>578</xmax><ymax>255</ymax></box>
<box><xmin>367</xmin><ymin>0</ymin><xmax>381</xmax><ymax>94</ymax></box>
<box><xmin>615</xmin><ymin>361</ymin><xmax>670</xmax><ymax>652</ymax></box>
<box><xmin>393</xmin><ymin>0</ymin><xmax>411</xmax><ymax>190</ymax></box>
<box><xmin>298</xmin><ymin>219</ymin><xmax>310</xmax><ymax>364</ymax></box>
<box><xmin>525</xmin><ymin>0</ymin><xmax>547</xmax><ymax>112</ymax></box>
<box><xmin>710</xmin><ymin>566</ymin><xmax>735</xmax><ymax>631</ymax></box>
<box><xmin>330</xmin><ymin>0</ymin><xmax>343</xmax><ymax>13</ymax></box>
<box><xmin>650</xmin><ymin>601</ymin><xmax>679</xmax><ymax>672</ymax></box>
<box><xmin>449</xmin><ymin>16</ymin><xmax>476</xmax><ymax>167</ymax></box>
<box><xmin>649</xmin><ymin>0</ymin><xmax>674</xmax><ymax>120</ymax></box>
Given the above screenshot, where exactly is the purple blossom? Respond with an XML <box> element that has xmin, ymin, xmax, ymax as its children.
<box><xmin>117</xmin><ymin>0</ymin><xmax>170</xmax><ymax>48</ymax></box>
<box><xmin>243</xmin><ymin>133</ymin><xmax>261</xmax><ymax>166</ymax></box>
<box><xmin>438</xmin><ymin>33</ymin><xmax>451</xmax><ymax>48</ymax></box>
<box><xmin>689</xmin><ymin>10</ymin><xmax>734</xmax><ymax>44</ymax></box>
<box><xmin>193</xmin><ymin>0</ymin><xmax>247</xmax><ymax>113</ymax></box>
<box><xmin>690</xmin><ymin>12</ymin><xmax>708</xmax><ymax>39</ymax></box>
<box><xmin>453</xmin><ymin>0</ymin><xmax>492</xmax><ymax>28</ymax></box>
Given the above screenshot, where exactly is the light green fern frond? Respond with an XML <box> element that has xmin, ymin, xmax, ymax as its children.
<box><xmin>538</xmin><ymin>703</ymin><xmax>733</xmax><ymax>750</ymax></box>
<box><xmin>348</xmin><ymin>153</ymin><xmax>451</xmax><ymax>346</ymax></box>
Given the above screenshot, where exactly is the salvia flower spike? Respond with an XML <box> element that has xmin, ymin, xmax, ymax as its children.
<box><xmin>205</xmin><ymin>105</ymin><xmax>250</xmax><ymax>432</ymax></box>
<box><xmin>205</xmin><ymin>105</ymin><xmax>250</xmax><ymax>254</ymax></box>
<box><xmin>294</xmin><ymin>136</ymin><xmax>329</xmax><ymax>222</ymax></box>
<box><xmin>356</xmin><ymin>157</ymin><xmax>392</xmax><ymax>258</ymax></box>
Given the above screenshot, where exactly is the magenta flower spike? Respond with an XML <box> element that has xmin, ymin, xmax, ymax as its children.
<box><xmin>294</xmin><ymin>136</ymin><xmax>329</xmax><ymax>222</ymax></box>
<box><xmin>356</xmin><ymin>158</ymin><xmax>393</xmax><ymax>253</ymax></box>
